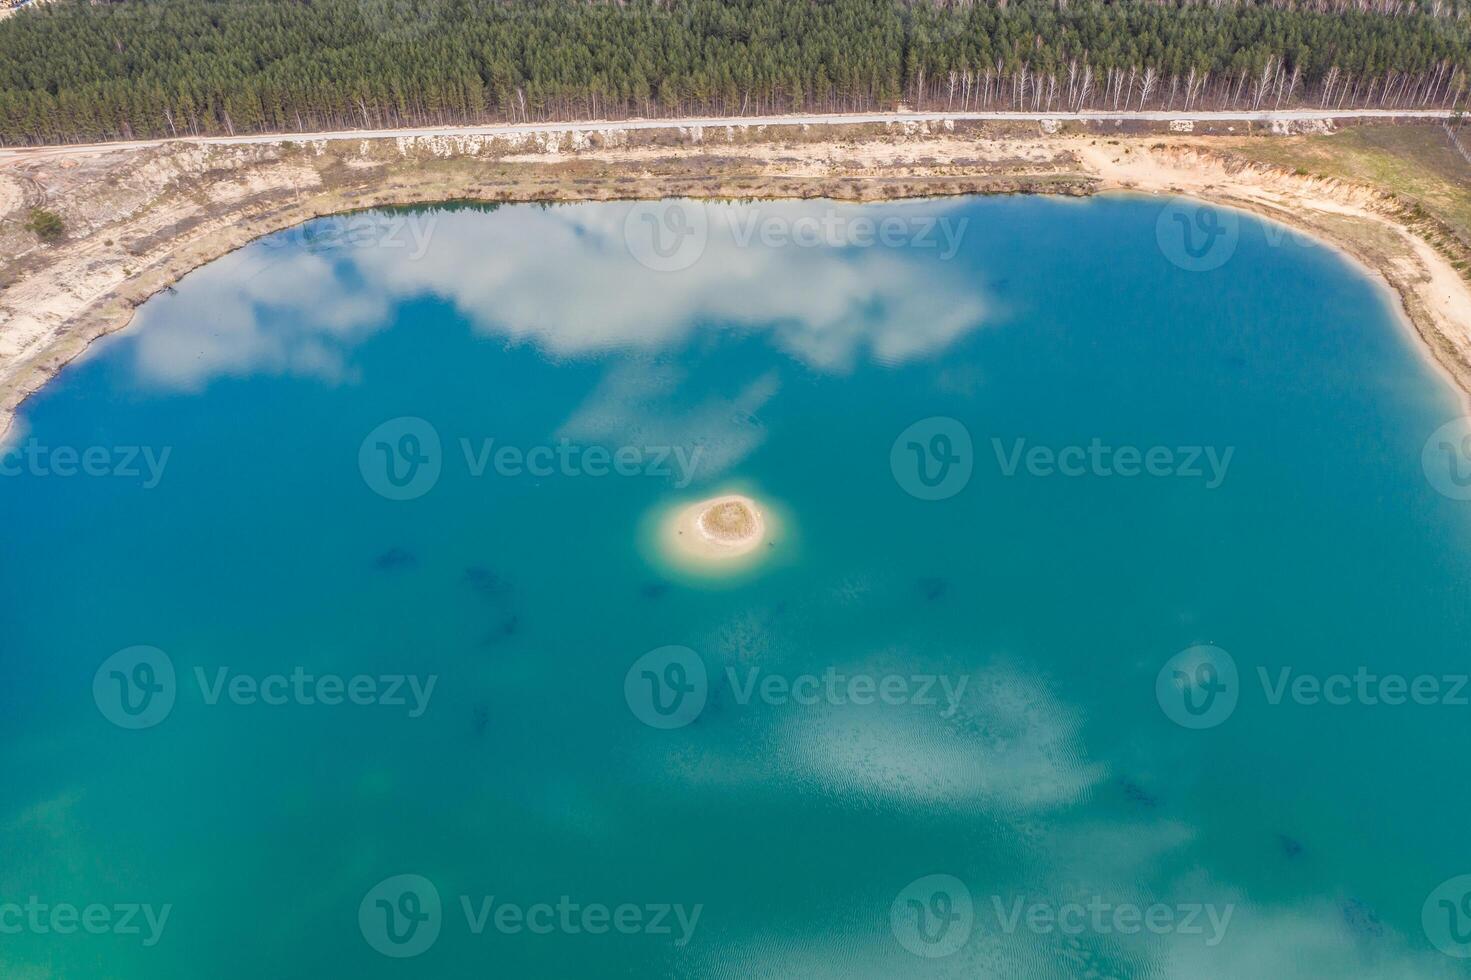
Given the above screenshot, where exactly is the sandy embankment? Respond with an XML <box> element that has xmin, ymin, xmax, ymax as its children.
<box><xmin>1074</xmin><ymin>140</ymin><xmax>1471</xmax><ymax>410</ymax></box>
<box><xmin>1</xmin><ymin>120</ymin><xmax>1470</xmax><ymax>445</ymax></box>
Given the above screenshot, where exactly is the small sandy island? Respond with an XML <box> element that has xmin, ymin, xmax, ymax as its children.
<box><xmin>671</xmin><ymin>494</ymin><xmax>766</xmax><ymax>557</ymax></box>
<box><xmin>659</xmin><ymin>493</ymin><xmax>775</xmax><ymax>572</ymax></box>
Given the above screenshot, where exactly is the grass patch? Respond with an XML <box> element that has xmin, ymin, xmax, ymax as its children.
<box><xmin>1230</xmin><ymin>125</ymin><xmax>1471</xmax><ymax>244</ymax></box>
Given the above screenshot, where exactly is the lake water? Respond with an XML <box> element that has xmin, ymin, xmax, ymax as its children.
<box><xmin>2</xmin><ymin>195</ymin><xmax>1470</xmax><ymax>978</ymax></box>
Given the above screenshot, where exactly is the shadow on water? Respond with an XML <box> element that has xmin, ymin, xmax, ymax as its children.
<box><xmin>1119</xmin><ymin>777</ymin><xmax>1160</xmax><ymax>809</ymax></box>
<box><xmin>918</xmin><ymin>576</ymin><xmax>948</xmax><ymax>601</ymax></box>
<box><xmin>463</xmin><ymin>565</ymin><xmax>513</xmax><ymax>600</ymax></box>
<box><xmin>480</xmin><ymin>614</ymin><xmax>521</xmax><ymax>647</ymax></box>
<box><xmin>373</xmin><ymin>546</ymin><xmax>417</xmax><ymax>571</ymax></box>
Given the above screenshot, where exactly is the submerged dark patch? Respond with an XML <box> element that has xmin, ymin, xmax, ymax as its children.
<box><xmin>374</xmin><ymin>546</ymin><xmax>417</xmax><ymax>571</ymax></box>
<box><xmin>918</xmin><ymin>577</ymin><xmax>948</xmax><ymax>601</ymax></box>
<box><xmin>481</xmin><ymin>614</ymin><xmax>520</xmax><ymax>646</ymax></box>
<box><xmin>464</xmin><ymin>566</ymin><xmax>513</xmax><ymax>599</ymax></box>
<box><xmin>1120</xmin><ymin>778</ymin><xmax>1159</xmax><ymax>808</ymax></box>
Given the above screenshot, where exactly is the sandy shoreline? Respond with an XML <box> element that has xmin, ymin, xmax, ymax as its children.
<box><xmin>2</xmin><ymin>122</ymin><xmax>1469</xmax><ymax>443</ymax></box>
<box><xmin>663</xmin><ymin>494</ymin><xmax>768</xmax><ymax>563</ymax></box>
<box><xmin>652</xmin><ymin>491</ymin><xmax>785</xmax><ymax>578</ymax></box>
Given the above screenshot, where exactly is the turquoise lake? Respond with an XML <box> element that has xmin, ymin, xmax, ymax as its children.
<box><xmin>2</xmin><ymin>195</ymin><xmax>1471</xmax><ymax>978</ymax></box>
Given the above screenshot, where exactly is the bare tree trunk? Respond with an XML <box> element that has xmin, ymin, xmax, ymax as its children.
<box><xmin>1139</xmin><ymin>66</ymin><xmax>1158</xmax><ymax>109</ymax></box>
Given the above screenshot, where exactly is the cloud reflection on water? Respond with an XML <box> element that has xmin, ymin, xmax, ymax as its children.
<box><xmin>127</xmin><ymin>199</ymin><xmax>991</xmax><ymax>391</ymax></box>
<box><xmin>129</xmin><ymin>248</ymin><xmax>390</xmax><ymax>390</ymax></box>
